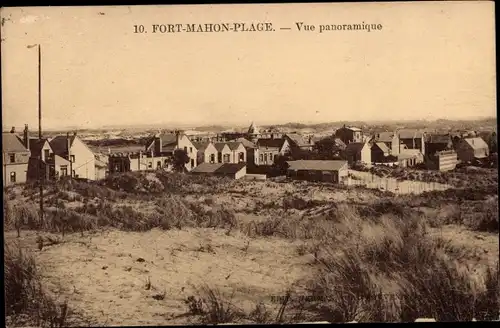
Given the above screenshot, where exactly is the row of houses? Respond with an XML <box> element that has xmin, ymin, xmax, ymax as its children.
<box><xmin>337</xmin><ymin>125</ymin><xmax>493</xmax><ymax>171</ymax></box>
<box><xmin>3</xmin><ymin>125</ymin><xmax>100</xmax><ymax>186</ymax></box>
<box><xmin>3</xmin><ymin>123</ymin><xmax>495</xmax><ymax>186</ymax></box>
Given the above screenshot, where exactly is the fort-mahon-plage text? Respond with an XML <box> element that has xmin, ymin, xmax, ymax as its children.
<box><xmin>133</xmin><ymin>22</ymin><xmax>383</xmax><ymax>34</ymax></box>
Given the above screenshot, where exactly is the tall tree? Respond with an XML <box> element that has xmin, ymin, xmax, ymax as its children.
<box><xmin>313</xmin><ymin>136</ymin><xmax>346</xmax><ymax>159</ymax></box>
<box><xmin>172</xmin><ymin>149</ymin><xmax>190</xmax><ymax>172</ymax></box>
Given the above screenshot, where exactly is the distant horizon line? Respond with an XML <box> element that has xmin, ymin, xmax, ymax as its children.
<box><xmin>3</xmin><ymin>116</ymin><xmax>497</xmax><ymax>132</ymax></box>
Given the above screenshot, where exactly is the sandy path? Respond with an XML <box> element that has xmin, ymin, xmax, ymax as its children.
<box><xmin>8</xmin><ymin>228</ymin><xmax>313</xmax><ymax>326</ymax></box>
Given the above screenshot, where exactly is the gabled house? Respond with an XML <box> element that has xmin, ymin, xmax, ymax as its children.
<box><xmin>425</xmin><ymin>133</ymin><xmax>454</xmax><ymax>157</ymax></box>
<box><xmin>145</xmin><ymin>131</ymin><xmax>198</xmax><ymax>171</ymax></box>
<box><xmin>193</xmin><ymin>141</ymin><xmax>218</xmax><ymax>164</ymax></box>
<box><xmin>334</xmin><ymin>125</ymin><xmax>363</xmax><ymax>145</ymax></box>
<box><xmin>371</xmin><ymin>142</ymin><xmax>392</xmax><ymax>163</ymax></box>
<box><xmin>255</xmin><ymin>138</ymin><xmax>291</xmax><ymax>166</ymax></box>
<box><xmin>108</xmin><ymin>151</ymin><xmax>173</xmax><ymax>174</ymax></box>
<box><xmin>397</xmin><ymin>149</ymin><xmax>424</xmax><ymax>168</ymax></box>
<box><xmin>214</xmin><ymin>143</ymin><xmax>232</xmax><ymax>164</ymax></box>
<box><xmin>455</xmin><ymin>137</ymin><xmax>490</xmax><ymax>163</ymax></box>
<box><xmin>49</xmin><ymin>133</ymin><xmax>96</xmax><ymax>180</ymax></box>
<box><xmin>398</xmin><ymin>129</ymin><xmax>426</xmax><ymax>156</ymax></box>
<box><xmin>284</xmin><ymin>133</ymin><xmax>314</xmax><ymax>157</ymax></box>
<box><xmin>236</xmin><ymin>137</ymin><xmax>257</xmax><ymax>165</ymax></box>
<box><xmin>227</xmin><ymin>142</ymin><xmax>246</xmax><ymax>163</ymax></box>
<box><xmin>2</xmin><ymin>129</ymin><xmax>30</xmax><ymax>186</ymax></box>
<box><xmin>373</xmin><ymin>131</ymin><xmax>403</xmax><ymax>156</ymax></box>
<box><xmin>27</xmin><ymin>138</ymin><xmax>56</xmax><ymax>182</ymax></box>
<box><xmin>344</xmin><ymin>142</ymin><xmax>372</xmax><ymax>166</ymax></box>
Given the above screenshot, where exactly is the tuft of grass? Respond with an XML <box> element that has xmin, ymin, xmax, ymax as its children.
<box><xmin>4</xmin><ymin>243</ymin><xmax>71</xmax><ymax>327</ymax></box>
<box><xmin>185</xmin><ymin>284</ymin><xmax>245</xmax><ymax>324</ymax></box>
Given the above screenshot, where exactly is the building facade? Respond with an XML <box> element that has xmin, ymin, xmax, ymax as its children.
<box><xmin>345</xmin><ymin>142</ymin><xmax>372</xmax><ymax>166</ymax></box>
<box><xmin>455</xmin><ymin>137</ymin><xmax>490</xmax><ymax>163</ymax></box>
<box><xmin>286</xmin><ymin>160</ymin><xmax>348</xmax><ymax>184</ymax></box>
<box><xmin>335</xmin><ymin>125</ymin><xmax>363</xmax><ymax>145</ymax></box>
<box><xmin>398</xmin><ymin>130</ymin><xmax>426</xmax><ymax>156</ymax></box>
<box><xmin>49</xmin><ymin>133</ymin><xmax>96</xmax><ymax>180</ymax></box>
<box><xmin>255</xmin><ymin>138</ymin><xmax>291</xmax><ymax>166</ymax></box>
<box><xmin>2</xmin><ymin>131</ymin><xmax>30</xmax><ymax>186</ymax></box>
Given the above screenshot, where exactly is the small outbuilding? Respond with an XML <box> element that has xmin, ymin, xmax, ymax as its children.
<box><xmin>286</xmin><ymin>160</ymin><xmax>348</xmax><ymax>184</ymax></box>
<box><xmin>190</xmin><ymin>162</ymin><xmax>247</xmax><ymax>180</ymax></box>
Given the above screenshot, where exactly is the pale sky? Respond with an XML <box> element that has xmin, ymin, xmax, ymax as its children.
<box><xmin>1</xmin><ymin>2</ymin><xmax>496</xmax><ymax>130</ymax></box>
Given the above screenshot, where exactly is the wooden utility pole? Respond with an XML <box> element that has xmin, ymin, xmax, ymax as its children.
<box><xmin>38</xmin><ymin>44</ymin><xmax>44</xmax><ymax>224</ymax></box>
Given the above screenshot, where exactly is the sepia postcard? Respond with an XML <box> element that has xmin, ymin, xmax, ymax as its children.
<box><xmin>1</xmin><ymin>1</ymin><xmax>498</xmax><ymax>326</ymax></box>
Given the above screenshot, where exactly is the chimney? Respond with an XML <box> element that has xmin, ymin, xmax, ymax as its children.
<box><xmin>10</xmin><ymin>126</ymin><xmax>15</xmax><ymax>133</ymax></box>
<box><xmin>23</xmin><ymin>124</ymin><xmax>30</xmax><ymax>150</ymax></box>
<box><xmin>175</xmin><ymin>130</ymin><xmax>180</xmax><ymax>146</ymax></box>
<box><xmin>66</xmin><ymin>132</ymin><xmax>71</xmax><ymax>156</ymax></box>
<box><xmin>67</xmin><ymin>132</ymin><xmax>73</xmax><ymax>177</ymax></box>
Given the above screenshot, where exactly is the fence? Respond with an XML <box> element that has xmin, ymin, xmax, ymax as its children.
<box><xmin>346</xmin><ymin>172</ymin><xmax>451</xmax><ymax>195</ymax></box>
<box><xmin>243</xmin><ymin>174</ymin><xmax>267</xmax><ymax>181</ymax></box>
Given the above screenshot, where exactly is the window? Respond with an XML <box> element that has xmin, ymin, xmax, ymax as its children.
<box><xmin>210</xmin><ymin>154</ymin><xmax>215</xmax><ymax>163</ymax></box>
<box><xmin>190</xmin><ymin>159</ymin><xmax>195</xmax><ymax>167</ymax></box>
<box><xmin>189</xmin><ymin>147</ymin><xmax>193</xmax><ymax>153</ymax></box>
<box><xmin>9</xmin><ymin>154</ymin><xmax>15</xmax><ymax>163</ymax></box>
<box><xmin>70</xmin><ymin>155</ymin><xmax>75</xmax><ymax>163</ymax></box>
<box><xmin>44</xmin><ymin>149</ymin><xmax>50</xmax><ymax>160</ymax></box>
<box><xmin>10</xmin><ymin>172</ymin><xmax>16</xmax><ymax>183</ymax></box>
<box><xmin>264</xmin><ymin>153</ymin><xmax>268</xmax><ymax>163</ymax></box>
<box><xmin>72</xmin><ymin>170</ymin><xmax>76</xmax><ymax>177</ymax></box>
<box><xmin>184</xmin><ymin>146</ymin><xmax>188</xmax><ymax>152</ymax></box>
<box><xmin>238</xmin><ymin>152</ymin><xmax>244</xmax><ymax>162</ymax></box>
<box><xmin>260</xmin><ymin>154</ymin><xmax>264</xmax><ymax>163</ymax></box>
<box><xmin>157</xmin><ymin>161</ymin><xmax>161</xmax><ymax>169</ymax></box>
<box><xmin>61</xmin><ymin>166</ymin><xmax>68</xmax><ymax>176</ymax></box>
<box><xmin>218</xmin><ymin>152</ymin><xmax>222</xmax><ymax>163</ymax></box>
<box><xmin>148</xmin><ymin>162</ymin><xmax>152</xmax><ymax>169</ymax></box>
<box><xmin>223</xmin><ymin>154</ymin><xmax>230</xmax><ymax>163</ymax></box>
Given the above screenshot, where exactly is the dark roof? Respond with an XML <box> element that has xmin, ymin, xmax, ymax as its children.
<box><xmin>235</xmin><ymin>137</ymin><xmax>256</xmax><ymax>149</ymax></box>
<box><xmin>215</xmin><ymin>162</ymin><xmax>246</xmax><ymax>174</ymax></box>
<box><xmin>160</xmin><ymin>133</ymin><xmax>177</xmax><ymax>145</ymax></box>
<box><xmin>214</xmin><ymin>142</ymin><xmax>229</xmax><ymax>152</ymax></box>
<box><xmin>28</xmin><ymin>138</ymin><xmax>50</xmax><ymax>155</ymax></box>
<box><xmin>345</xmin><ymin>142</ymin><xmax>367</xmax><ymax>155</ymax></box>
<box><xmin>226</xmin><ymin>142</ymin><xmax>244</xmax><ymax>151</ymax></box>
<box><xmin>373</xmin><ymin>142</ymin><xmax>390</xmax><ymax>153</ymax></box>
<box><xmin>192</xmin><ymin>142</ymin><xmax>210</xmax><ymax>152</ymax></box>
<box><xmin>286</xmin><ymin>160</ymin><xmax>347</xmax><ymax>171</ymax></box>
<box><xmin>49</xmin><ymin>135</ymin><xmax>75</xmax><ymax>157</ymax></box>
<box><xmin>376</xmin><ymin>132</ymin><xmax>395</xmax><ymax>143</ymax></box>
<box><xmin>285</xmin><ymin>133</ymin><xmax>310</xmax><ymax>147</ymax></box>
<box><xmin>257</xmin><ymin>138</ymin><xmax>286</xmax><ymax>149</ymax></box>
<box><xmin>398</xmin><ymin>129</ymin><xmax>424</xmax><ymax>139</ymax></box>
<box><xmin>426</xmin><ymin>134</ymin><xmax>451</xmax><ymax>144</ymax></box>
<box><xmin>2</xmin><ymin>133</ymin><xmax>30</xmax><ymax>153</ymax></box>
<box><xmin>191</xmin><ymin>162</ymin><xmax>246</xmax><ymax>175</ymax></box>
